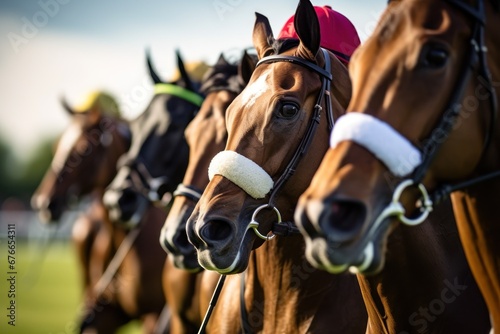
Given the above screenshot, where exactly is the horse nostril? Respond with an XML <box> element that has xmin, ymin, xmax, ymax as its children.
<box><xmin>200</xmin><ymin>219</ymin><xmax>233</xmax><ymax>243</ymax></box>
<box><xmin>320</xmin><ymin>199</ymin><xmax>367</xmax><ymax>242</ymax></box>
<box><xmin>175</xmin><ymin>231</ymin><xmax>193</xmax><ymax>251</ymax></box>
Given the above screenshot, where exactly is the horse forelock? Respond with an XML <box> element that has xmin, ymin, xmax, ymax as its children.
<box><xmin>272</xmin><ymin>39</ymin><xmax>300</xmax><ymax>55</ymax></box>
<box><xmin>200</xmin><ymin>61</ymin><xmax>239</xmax><ymax>95</ymax></box>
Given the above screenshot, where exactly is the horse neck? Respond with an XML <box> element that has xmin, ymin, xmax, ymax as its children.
<box><xmin>245</xmin><ymin>236</ymin><xmax>326</xmax><ymax>327</ymax></box>
<box><xmin>244</xmin><ymin>234</ymin><xmax>364</xmax><ymax>333</ymax></box>
<box><xmin>356</xmin><ymin>198</ymin><xmax>491</xmax><ymax>332</ymax></box>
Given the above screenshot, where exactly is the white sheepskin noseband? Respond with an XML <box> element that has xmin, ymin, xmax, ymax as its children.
<box><xmin>208</xmin><ymin>151</ymin><xmax>274</xmax><ymax>199</ymax></box>
<box><xmin>330</xmin><ymin>113</ymin><xmax>422</xmax><ymax>177</ymax></box>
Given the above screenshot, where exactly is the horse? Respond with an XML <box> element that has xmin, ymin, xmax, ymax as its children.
<box><xmin>159</xmin><ymin>51</ymin><xmax>256</xmax><ymax>333</ymax></box>
<box><xmin>102</xmin><ymin>50</ymin><xmax>208</xmax><ymax>333</ymax></box>
<box><xmin>31</xmin><ymin>92</ymin><xmax>168</xmax><ymax>333</ymax></box>
<box><xmin>103</xmin><ymin>50</ymin><xmax>206</xmax><ymax>228</ymax></box>
<box><xmin>295</xmin><ymin>0</ymin><xmax>497</xmax><ymax>331</ymax></box>
<box><xmin>186</xmin><ymin>1</ymin><xmax>368</xmax><ymax>332</ymax></box>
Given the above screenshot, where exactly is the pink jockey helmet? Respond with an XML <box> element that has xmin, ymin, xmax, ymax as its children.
<box><xmin>277</xmin><ymin>5</ymin><xmax>361</xmax><ymax>65</ymax></box>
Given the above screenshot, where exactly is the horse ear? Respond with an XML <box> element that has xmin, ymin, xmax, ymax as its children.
<box><xmin>175</xmin><ymin>49</ymin><xmax>195</xmax><ymax>91</ymax></box>
<box><xmin>216</xmin><ymin>53</ymin><xmax>229</xmax><ymax>66</ymax></box>
<box><xmin>238</xmin><ymin>50</ymin><xmax>257</xmax><ymax>85</ymax></box>
<box><xmin>60</xmin><ymin>95</ymin><xmax>76</xmax><ymax>116</ymax></box>
<box><xmin>295</xmin><ymin>0</ymin><xmax>320</xmax><ymax>61</ymax></box>
<box><xmin>253</xmin><ymin>12</ymin><xmax>275</xmax><ymax>59</ymax></box>
<box><xmin>146</xmin><ymin>48</ymin><xmax>164</xmax><ymax>84</ymax></box>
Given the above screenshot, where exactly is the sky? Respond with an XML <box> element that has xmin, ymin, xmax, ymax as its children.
<box><xmin>0</xmin><ymin>0</ymin><xmax>386</xmax><ymax>161</ymax></box>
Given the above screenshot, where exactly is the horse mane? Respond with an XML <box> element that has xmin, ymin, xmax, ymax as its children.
<box><xmin>200</xmin><ymin>58</ymin><xmax>248</xmax><ymax>95</ymax></box>
<box><xmin>272</xmin><ymin>39</ymin><xmax>300</xmax><ymax>55</ymax></box>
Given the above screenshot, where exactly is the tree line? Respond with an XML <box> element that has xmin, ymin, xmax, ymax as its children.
<box><xmin>0</xmin><ymin>134</ymin><xmax>54</xmax><ymax>210</ymax></box>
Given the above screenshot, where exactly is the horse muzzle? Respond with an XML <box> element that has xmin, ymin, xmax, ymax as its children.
<box><xmin>159</xmin><ymin>220</ymin><xmax>202</xmax><ymax>272</ymax></box>
<box><xmin>186</xmin><ymin>213</ymin><xmax>255</xmax><ymax>274</ymax></box>
<box><xmin>295</xmin><ymin>196</ymin><xmax>390</xmax><ymax>275</ymax></box>
<box><xmin>103</xmin><ymin>186</ymin><xmax>148</xmax><ymax>228</ymax></box>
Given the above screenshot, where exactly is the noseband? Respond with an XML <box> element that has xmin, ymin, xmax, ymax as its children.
<box><xmin>118</xmin><ymin>155</ymin><xmax>172</xmax><ymax>206</ymax></box>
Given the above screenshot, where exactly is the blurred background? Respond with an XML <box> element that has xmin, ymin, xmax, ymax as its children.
<box><xmin>0</xmin><ymin>0</ymin><xmax>385</xmax><ymax>333</ymax></box>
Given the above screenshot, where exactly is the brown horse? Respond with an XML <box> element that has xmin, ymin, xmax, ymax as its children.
<box><xmin>31</xmin><ymin>92</ymin><xmax>168</xmax><ymax>333</ymax></box>
<box><xmin>159</xmin><ymin>52</ymin><xmax>256</xmax><ymax>333</ymax></box>
<box><xmin>186</xmin><ymin>1</ymin><xmax>367</xmax><ymax>332</ymax></box>
<box><xmin>295</xmin><ymin>0</ymin><xmax>497</xmax><ymax>331</ymax></box>
<box><xmin>31</xmin><ymin>92</ymin><xmax>130</xmax><ymax>300</ymax></box>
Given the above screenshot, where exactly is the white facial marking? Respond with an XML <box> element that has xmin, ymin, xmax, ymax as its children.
<box><xmin>240</xmin><ymin>69</ymin><xmax>270</xmax><ymax>107</ymax></box>
<box><xmin>51</xmin><ymin>123</ymin><xmax>82</xmax><ymax>172</ymax></box>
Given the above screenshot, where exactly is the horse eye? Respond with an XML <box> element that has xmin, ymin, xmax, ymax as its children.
<box><xmin>423</xmin><ymin>47</ymin><xmax>448</xmax><ymax>69</ymax></box>
<box><xmin>278</xmin><ymin>103</ymin><xmax>299</xmax><ymax>119</ymax></box>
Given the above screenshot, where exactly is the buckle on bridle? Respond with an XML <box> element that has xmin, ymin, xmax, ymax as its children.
<box><xmin>248</xmin><ymin>204</ymin><xmax>282</xmax><ymax>241</ymax></box>
<box><xmin>377</xmin><ymin>179</ymin><xmax>434</xmax><ymax>226</ymax></box>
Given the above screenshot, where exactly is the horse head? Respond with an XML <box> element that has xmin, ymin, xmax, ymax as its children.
<box><xmin>160</xmin><ymin>51</ymin><xmax>256</xmax><ymax>271</ymax></box>
<box><xmin>186</xmin><ymin>0</ymin><xmax>357</xmax><ymax>274</ymax></box>
<box><xmin>295</xmin><ymin>0</ymin><xmax>500</xmax><ymax>275</ymax></box>
<box><xmin>103</xmin><ymin>50</ymin><xmax>205</xmax><ymax>227</ymax></box>
<box><xmin>31</xmin><ymin>92</ymin><xmax>130</xmax><ymax>223</ymax></box>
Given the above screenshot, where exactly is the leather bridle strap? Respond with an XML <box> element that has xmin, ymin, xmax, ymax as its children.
<box><xmin>172</xmin><ymin>183</ymin><xmax>203</xmax><ymax>202</ymax></box>
<box><xmin>256</xmin><ymin>49</ymin><xmax>334</xmax><ymax>206</ymax></box>
<box><xmin>256</xmin><ymin>50</ymin><xmax>334</xmax><ymax>130</ymax></box>
<box><xmin>238</xmin><ymin>49</ymin><xmax>334</xmax><ymax>333</ymax></box>
<box><xmin>412</xmin><ymin>0</ymin><xmax>498</xmax><ymax>185</ymax></box>
<box><xmin>118</xmin><ymin>156</ymin><xmax>170</xmax><ymax>204</ymax></box>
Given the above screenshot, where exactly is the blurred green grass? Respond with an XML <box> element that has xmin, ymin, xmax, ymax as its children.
<box><xmin>0</xmin><ymin>240</ymin><xmax>141</xmax><ymax>334</ymax></box>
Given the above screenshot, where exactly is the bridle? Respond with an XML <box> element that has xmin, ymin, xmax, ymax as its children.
<box><xmin>198</xmin><ymin>48</ymin><xmax>338</xmax><ymax>334</ymax></box>
<box><xmin>117</xmin><ymin>155</ymin><xmax>173</xmax><ymax>206</ymax></box>
<box><xmin>245</xmin><ymin>48</ymin><xmax>336</xmax><ymax>241</ymax></box>
<box><xmin>374</xmin><ymin>0</ymin><xmax>499</xmax><ymax>226</ymax></box>
<box><xmin>173</xmin><ymin>72</ymin><xmax>247</xmax><ymax>206</ymax></box>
